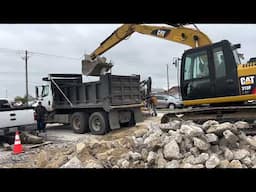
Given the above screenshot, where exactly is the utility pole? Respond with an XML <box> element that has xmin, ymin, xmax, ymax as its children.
<box><xmin>23</xmin><ymin>50</ymin><xmax>29</xmax><ymax>106</ymax></box>
<box><xmin>5</xmin><ymin>88</ymin><xmax>7</xmax><ymax>98</ymax></box>
<box><xmin>167</xmin><ymin>64</ymin><xmax>169</xmax><ymax>94</ymax></box>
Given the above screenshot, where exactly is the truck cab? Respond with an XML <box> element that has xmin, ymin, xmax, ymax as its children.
<box><xmin>35</xmin><ymin>82</ymin><xmax>54</xmax><ymax>112</ymax></box>
<box><xmin>0</xmin><ymin>98</ymin><xmax>12</xmax><ymax>109</ymax></box>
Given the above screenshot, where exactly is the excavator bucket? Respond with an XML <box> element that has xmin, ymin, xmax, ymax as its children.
<box><xmin>82</xmin><ymin>54</ymin><xmax>113</xmax><ymax>76</ymax></box>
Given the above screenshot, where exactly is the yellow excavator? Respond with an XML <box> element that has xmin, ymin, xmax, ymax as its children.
<box><xmin>82</xmin><ymin>24</ymin><xmax>256</xmax><ymax>124</ymax></box>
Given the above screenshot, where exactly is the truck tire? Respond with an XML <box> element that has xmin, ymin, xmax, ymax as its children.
<box><xmin>89</xmin><ymin>112</ymin><xmax>109</xmax><ymax>135</ymax></box>
<box><xmin>71</xmin><ymin>112</ymin><xmax>89</xmax><ymax>134</ymax></box>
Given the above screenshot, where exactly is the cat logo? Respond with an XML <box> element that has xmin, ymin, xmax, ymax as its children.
<box><xmin>151</xmin><ymin>29</ymin><xmax>170</xmax><ymax>38</ymax></box>
<box><xmin>157</xmin><ymin>30</ymin><xmax>167</xmax><ymax>37</ymax></box>
<box><xmin>240</xmin><ymin>76</ymin><xmax>255</xmax><ymax>85</ymax></box>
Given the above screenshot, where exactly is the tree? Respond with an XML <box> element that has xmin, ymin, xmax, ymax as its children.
<box><xmin>27</xmin><ymin>94</ymin><xmax>35</xmax><ymax>101</ymax></box>
<box><xmin>14</xmin><ymin>94</ymin><xmax>35</xmax><ymax>105</ymax></box>
<box><xmin>14</xmin><ymin>96</ymin><xmax>26</xmax><ymax>104</ymax></box>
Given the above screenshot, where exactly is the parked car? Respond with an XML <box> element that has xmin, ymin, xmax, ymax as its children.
<box><xmin>154</xmin><ymin>95</ymin><xmax>183</xmax><ymax>109</ymax></box>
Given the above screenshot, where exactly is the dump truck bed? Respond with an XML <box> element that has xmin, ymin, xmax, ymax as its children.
<box><xmin>48</xmin><ymin>73</ymin><xmax>141</xmax><ymax>110</ymax></box>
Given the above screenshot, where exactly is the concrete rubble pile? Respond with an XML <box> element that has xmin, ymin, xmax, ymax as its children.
<box><xmin>62</xmin><ymin>119</ymin><xmax>256</xmax><ymax>168</ymax></box>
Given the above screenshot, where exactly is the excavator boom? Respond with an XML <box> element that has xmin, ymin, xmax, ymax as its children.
<box><xmin>89</xmin><ymin>24</ymin><xmax>135</xmax><ymax>60</ymax></box>
<box><xmin>83</xmin><ymin>24</ymin><xmax>212</xmax><ymax>76</ymax></box>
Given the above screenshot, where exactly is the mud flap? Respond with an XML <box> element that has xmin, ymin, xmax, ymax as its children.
<box><xmin>109</xmin><ymin>108</ymin><xmax>143</xmax><ymax>130</ymax></box>
<box><xmin>133</xmin><ymin>108</ymin><xmax>144</xmax><ymax>123</ymax></box>
<box><xmin>109</xmin><ymin>110</ymin><xmax>120</xmax><ymax>130</ymax></box>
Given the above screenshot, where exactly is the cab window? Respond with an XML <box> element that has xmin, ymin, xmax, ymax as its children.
<box><xmin>0</xmin><ymin>99</ymin><xmax>11</xmax><ymax>108</ymax></box>
<box><xmin>156</xmin><ymin>96</ymin><xmax>164</xmax><ymax>100</ymax></box>
<box><xmin>233</xmin><ymin>49</ymin><xmax>241</xmax><ymax>65</ymax></box>
<box><xmin>41</xmin><ymin>85</ymin><xmax>49</xmax><ymax>97</ymax></box>
<box><xmin>184</xmin><ymin>51</ymin><xmax>209</xmax><ymax>80</ymax></box>
<box><xmin>213</xmin><ymin>47</ymin><xmax>226</xmax><ymax>78</ymax></box>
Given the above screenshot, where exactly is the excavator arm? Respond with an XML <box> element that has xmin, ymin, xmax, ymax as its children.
<box><xmin>90</xmin><ymin>24</ymin><xmax>212</xmax><ymax>59</ymax></box>
<box><xmin>82</xmin><ymin>24</ymin><xmax>212</xmax><ymax>76</ymax></box>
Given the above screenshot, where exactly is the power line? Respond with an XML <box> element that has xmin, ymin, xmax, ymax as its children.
<box><xmin>30</xmin><ymin>51</ymin><xmax>81</xmax><ymax>60</ymax></box>
<box><xmin>0</xmin><ymin>47</ymin><xmax>84</xmax><ymax>100</ymax></box>
<box><xmin>0</xmin><ymin>47</ymin><xmax>82</xmax><ymax>60</ymax></box>
<box><xmin>0</xmin><ymin>47</ymin><xmax>23</xmax><ymax>54</ymax></box>
<box><xmin>0</xmin><ymin>48</ymin><xmax>24</xmax><ymax>58</ymax></box>
<box><xmin>0</xmin><ymin>71</ymin><xmax>46</xmax><ymax>74</ymax></box>
<box><xmin>0</xmin><ymin>81</ymin><xmax>42</xmax><ymax>84</ymax></box>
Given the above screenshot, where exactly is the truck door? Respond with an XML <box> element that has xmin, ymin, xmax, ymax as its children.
<box><xmin>212</xmin><ymin>42</ymin><xmax>239</xmax><ymax>97</ymax></box>
<box><xmin>181</xmin><ymin>49</ymin><xmax>215</xmax><ymax>100</ymax></box>
<box><xmin>38</xmin><ymin>84</ymin><xmax>53</xmax><ymax>111</ymax></box>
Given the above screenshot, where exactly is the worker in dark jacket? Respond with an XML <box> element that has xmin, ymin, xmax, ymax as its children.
<box><xmin>35</xmin><ymin>101</ymin><xmax>47</xmax><ymax>133</ymax></box>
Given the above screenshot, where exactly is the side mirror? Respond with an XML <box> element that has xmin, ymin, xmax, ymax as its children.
<box><xmin>35</xmin><ymin>87</ymin><xmax>39</xmax><ymax>98</ymax></box>
<box><xmin>232</xmin><ymin>44</ymin><xmax>241</xmax><ymax>50</ymax></box>
<box><xmin>172</xmin><ymin>57</ymin><xmax>181</xmax><ymax>68</ymax></box>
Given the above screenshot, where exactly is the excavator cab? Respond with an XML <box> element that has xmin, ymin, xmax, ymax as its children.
<box><xmin>180</xmin><ymin>40</ymin><xmax>240</xmax><ymax>104</ymax></box>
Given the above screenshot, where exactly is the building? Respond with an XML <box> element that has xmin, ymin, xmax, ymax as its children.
<box><xmin>168</xmin><ymin>86</ymin><xmax>181</xmax><ymax>98</ymax></box>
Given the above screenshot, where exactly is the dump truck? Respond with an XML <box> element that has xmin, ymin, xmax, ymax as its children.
<box><xmin>35</xmin><ymin>73</ymin><xmax>143</xmax><ymax>135</ymax></box>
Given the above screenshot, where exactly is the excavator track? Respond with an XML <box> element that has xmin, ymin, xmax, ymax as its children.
<box><xmin>161</xmin><ymin>105</ymin><xmax>256</xmax><ymax>135</ymax></box>
<box><xmin>241</xmin><ymin>127</ymin><xmax>256</xmax><ymax>135</ymax></box>
<box><xmin>161</xmin><ymin>104</ymin><xmax>256</xmax><ymax>124</ymax></box>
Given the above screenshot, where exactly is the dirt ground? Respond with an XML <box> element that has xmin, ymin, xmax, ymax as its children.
<box><xmin>0</xmin><ymin>112</ymin><xmax>164</xmax><ymax>168</ymax></box>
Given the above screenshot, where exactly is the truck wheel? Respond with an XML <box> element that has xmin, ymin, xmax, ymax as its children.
<box><xmin>71</xmin><ymin>112</ymin><xmax>89</xmax><ymax>134</ymax></box>
<box><xmin>89</xmin><ymin>112</ymin><xmax>109</xmax><ymax>135</ymax></box>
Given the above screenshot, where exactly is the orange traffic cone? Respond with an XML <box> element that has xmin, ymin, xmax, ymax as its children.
<box><xmin>13</xmin><ymin>131</ymin><xmax>23</xmax><ymax>154</ymax></box>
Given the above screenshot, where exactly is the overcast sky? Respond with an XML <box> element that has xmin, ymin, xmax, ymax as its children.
<box><xmin>0</xmin><ymin>24</ymin><xmax>255</xmax><ymax>99</ymax></box>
